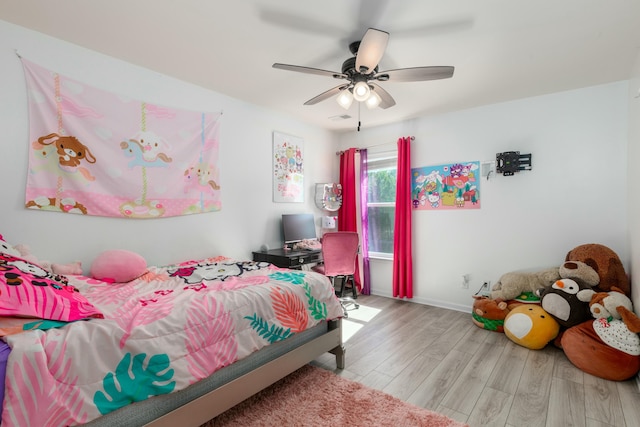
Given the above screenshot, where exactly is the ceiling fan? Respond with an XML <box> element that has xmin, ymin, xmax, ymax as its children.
<box><xmin>272</xmin><ymin>28</ymin><xmax>454</xmax><ymax>111</ymax></box>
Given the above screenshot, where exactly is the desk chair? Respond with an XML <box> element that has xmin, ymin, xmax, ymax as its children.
<box><xmin>312</xmin><ymin>232</ymin><xmax>360</xmax><ymax>314</ymax></box>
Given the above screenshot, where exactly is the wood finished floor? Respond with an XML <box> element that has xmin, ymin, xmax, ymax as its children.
<box><xmin>312</xmin><ymin>294</ymin><xmax>640</xmax><ymax>427</ymax></box>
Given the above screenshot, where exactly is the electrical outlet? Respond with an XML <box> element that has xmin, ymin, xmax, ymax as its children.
<box><xmin>481</xmin><ymin>280</ymin><xmax>491</xmax><ymax>295</ymax></box>
<box><xmin>462</xmin><ymin>274</ymin><xmax>470</xmax><ymax>289</ymax></box>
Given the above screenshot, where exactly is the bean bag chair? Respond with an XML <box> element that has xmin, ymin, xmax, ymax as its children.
<box><xmin>561</xmin><ymin>319</ymin><xmax>640</xmax><ymax>381</ymax></box>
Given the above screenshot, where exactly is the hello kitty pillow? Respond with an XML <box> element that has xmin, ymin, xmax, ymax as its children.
<box><xmin>0</xmin><ymin>252</ymin><xmax>103</xmax><ymax>321</ymax></box>
<box><xmin>0</xmin><ymin>234</ymin><xmax>21</xmax><ymax>258</ymax></box>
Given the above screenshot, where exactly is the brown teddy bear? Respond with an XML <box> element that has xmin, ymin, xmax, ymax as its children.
<box><xmin>565</xmin><ymin>243</ymin><xmax>629</xmax><ymax>296</ymax></box>
<box><xmin>558</xmin><ymin>260</ymin><xmax>599</xmax><ymax>287</ymax></box>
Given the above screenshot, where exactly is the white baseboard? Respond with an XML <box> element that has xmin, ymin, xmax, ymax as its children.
<box><xmin>368</xmin><ymin>291</ymin><xmax>472</xmax><ymax>313</ymax></box>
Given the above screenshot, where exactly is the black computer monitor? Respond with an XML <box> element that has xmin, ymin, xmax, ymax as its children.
<box><xmin>282</xmin><ymin>213</ymin><xmax>317</xmax><ymax>245</ymax></box>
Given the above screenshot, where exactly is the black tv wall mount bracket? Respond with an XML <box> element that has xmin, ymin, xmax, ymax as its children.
<box><xmin>495</xmin><ymin>151</ymin><xmax>532</xmax><ymax>176</ymax></box>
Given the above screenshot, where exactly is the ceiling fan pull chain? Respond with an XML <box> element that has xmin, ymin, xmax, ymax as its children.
<box><xmin>358</xmin><ymin>102</ymin><xmax>361</xmax><ymax>132</ymax></box>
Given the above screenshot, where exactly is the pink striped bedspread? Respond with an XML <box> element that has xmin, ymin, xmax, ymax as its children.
<box><xmin>1</xmin><ymin>257</ymin><xmax>343</xmax><ymax>426</ymax></box>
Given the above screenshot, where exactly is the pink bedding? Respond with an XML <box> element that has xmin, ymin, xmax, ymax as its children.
<box><xmin>1</xmin><ymin>257</ymin><xmax>343</xmax><ymax>426</ymax></box>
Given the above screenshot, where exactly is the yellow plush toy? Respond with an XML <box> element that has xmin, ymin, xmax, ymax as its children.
<box><xmin>504</xmin><ymin>305</ymin><xmax>560</xmax><ymax>350</ymax></box>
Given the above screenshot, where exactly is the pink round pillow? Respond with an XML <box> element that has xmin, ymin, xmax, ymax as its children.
<box><xmin>90</xmin><ymin>249</ymin><xmax>147</xmax><ymax>283</ymax></box>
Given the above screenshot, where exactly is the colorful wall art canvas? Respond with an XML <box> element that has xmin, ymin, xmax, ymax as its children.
<box><xmin>411</xmin><ymin>161</ymin><xmax>481</xmax><ymax>210</ymax></box>
<box><xmin>273</xmin><ymin>132</ymin><xmax>304</xmax><ymax>203</ymax></box>
<box><xmin>21</xmin><ymin>58</ymin><xmax>222</xmax><ymax>219</ymax></box>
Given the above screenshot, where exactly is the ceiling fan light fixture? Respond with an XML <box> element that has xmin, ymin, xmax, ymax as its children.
<box><xmin>352</xmin><ymin>81</ymin><xmax>370</xmax><ymax>102</ymax></box>
<box><xmin>336</xmin><ymin>89</ymin><xmax>354</xmax><ymax>109</ymax></box>
<box><xmin>365</xmin><ymin>90</ymin><xmax>382</xmax><ymax>109</ymax></box>
<box><xmin>273</xmin><ymin>27</ymin><xmax>453</xmax><ymax>112</ymax></box>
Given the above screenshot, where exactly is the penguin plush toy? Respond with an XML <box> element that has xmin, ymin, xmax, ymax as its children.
<box><xmin>537</xmin><ymin>278</ymin><xmax>592</xmax><ymax>328</ymax></box>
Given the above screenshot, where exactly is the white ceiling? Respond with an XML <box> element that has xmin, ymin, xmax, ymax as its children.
<box><xmin>2</xmin><ymin>0</ymin><xmax>640</xmax><ymax>133</ymax></box>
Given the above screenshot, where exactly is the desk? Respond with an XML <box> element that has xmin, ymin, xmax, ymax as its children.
<box><xmin>252</xmin><ymin>248</ymin><xmax>322</xmax><ymax>269</ymax></box>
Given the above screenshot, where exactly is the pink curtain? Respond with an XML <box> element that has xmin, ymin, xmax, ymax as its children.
<box><xmin>339</xmin><ymin>148</ymin><xmax>361</xmax><ymax>290</ymax></box>
<box><xmin>392</xmin><ymin>137</ymin><xmax>413</xmax><ymax>298</ymax></box>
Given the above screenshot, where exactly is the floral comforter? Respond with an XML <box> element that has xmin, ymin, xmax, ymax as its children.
<box><xmin>1</xmin><ymin>257</ymin><xmax>343</xmax><ymax>427</ymax></box>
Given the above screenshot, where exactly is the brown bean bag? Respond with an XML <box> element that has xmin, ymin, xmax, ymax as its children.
<box><xmin>561</xmin><ymin>320</ymin><xmax>640</xmax><ymax>381</ymax></box>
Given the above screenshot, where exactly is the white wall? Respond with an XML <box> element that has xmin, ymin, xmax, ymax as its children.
<box><xmin>0</xmin><ymin>20</ymin><xmax>337</xmax><ymax>269</ymax></box>
<box><xmin>629</xmin><ymin>49</ymin><xmax>640</xmax><ymax>312</ymax></box>
<box><xmin>339</xmin><ymin>82</ymin><xmax>629</xmax><ymax>312</ymax></box>
<box><xmin>1</xmin><ymin>20</ymin><xmax>633</xmax><ymax>314</ymax></box>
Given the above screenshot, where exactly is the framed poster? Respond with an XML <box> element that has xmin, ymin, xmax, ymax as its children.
<box><xmin>273</xmin><ymin>131</ymin><xmax>304</xmax><ymax>202</ymax></box>
<box><xmin>411</xmin><ymin>161</ymin><xmax>480</xmax><ymax>210</ymax></box>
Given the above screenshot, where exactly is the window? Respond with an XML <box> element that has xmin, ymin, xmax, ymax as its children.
<box><xmin>366</xmin><ymin>152</ymin><xmax>397</xmax><ymax>258</ymax></box>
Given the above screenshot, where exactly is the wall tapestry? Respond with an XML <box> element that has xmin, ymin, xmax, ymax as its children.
<box><xmin>411</xmin><ymin>161</ymin><xmax>480</xmax><ymax>210</ymax></box>
<box><xmin>21</xmin><ymin>58</ymin><xmax>222</xmax><ymax>219</ymax></box>
<box><xmin>272</xmin><ymin>131</ymin><xmax>304</xmax><ymax>203</ymax></box>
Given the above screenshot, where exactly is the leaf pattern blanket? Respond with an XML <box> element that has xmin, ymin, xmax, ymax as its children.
<box><xmin>1</xmin><ymin>257</ymin><xmax>343</xmax><ymax>427</ymax></box>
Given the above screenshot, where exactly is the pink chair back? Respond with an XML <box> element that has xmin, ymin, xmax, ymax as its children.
<box><xmin>321</xmin><ymin>232</ymin><xmax>359</xmax><ymax>277</ymax></box>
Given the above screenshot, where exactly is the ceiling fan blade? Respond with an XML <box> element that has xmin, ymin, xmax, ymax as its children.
<box><xmin>375</xmin><ymin>66</ymin><xmax>454</xmax><ymax>82</ymax></box>
<box><xmin>304</xmin><ymin>85</ymin><xmax>350</xmax><ymax>105</ymax></box>
<box><xmin>273</xmin><ymin>63</ymin><xmax>347</xmax><ymax>79</ymax></box>
<box><xmin>355</xmin><ymin>28</ymin><xmax>389</xmax><ymax>73</ymax></box>
<box><xmin>259</xmin><ymin>8</ymin><xmax>346</xmax><ymax>36</ymax></box>
<box><xmin>370</xmin><ymin>83</ymin><xmax>396</xmax><ymax>109</ymax></box>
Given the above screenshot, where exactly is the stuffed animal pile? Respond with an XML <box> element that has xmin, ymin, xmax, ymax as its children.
<box><xmin>471</xmin><ymin>243</ymin><xmax>636</xmax><ymax>380</ymax></box>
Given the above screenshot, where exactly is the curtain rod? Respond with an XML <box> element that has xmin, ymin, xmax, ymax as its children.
<box><xmin>335</xmin><ymin>136</ymin><xmax>414</xmax><ymax>155</ymax></box>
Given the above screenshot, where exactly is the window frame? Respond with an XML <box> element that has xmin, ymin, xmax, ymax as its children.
<box><xmin>365</xmin><ymin>151</ymin><xmax>397</xmax><ymax>260</ymax></box>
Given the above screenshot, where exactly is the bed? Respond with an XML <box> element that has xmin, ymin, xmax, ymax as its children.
<box><xmin>0</xmin><ymin>243</ymin><xmax>345</xmax><ymax>427</ymax></box>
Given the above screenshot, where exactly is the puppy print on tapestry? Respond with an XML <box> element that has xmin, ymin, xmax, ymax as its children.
<box><xmin>36</xmin><ymin>133</ymin><xmax>97</xmax><ymax>182</ymax></box>
<box><xmin>184</xmin><ymin>163</ymin><xmax>220</xmax><ymax>193</ymax></box>
<box><xmin>120</xmin><ymin>130</ymin><xmax>172</xmax><ymax>168</ymax></box>
<box><xmin>168</xmin><ymin>261</ymin><xmax>270</xmax><ymax>284</ymax></box>
<box><xmin>136</xmin><ymin>131</ymin><xmax>172</xmax><ymax>162</ymax></box>
<box><xmin>38</xmin><ymin>133</ymin><xmax>96</xmax><ymax>168</ymax></box>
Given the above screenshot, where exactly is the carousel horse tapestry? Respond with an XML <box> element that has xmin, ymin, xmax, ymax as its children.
<box><xmin>21</xmin><ymin>58</ymin><xmax>222</xmax><ymax>219</ymax></box>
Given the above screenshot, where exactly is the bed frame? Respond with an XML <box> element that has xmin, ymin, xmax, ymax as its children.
<box><xmin>81</xmin><ymin>318</ymin><xmax>344</xmax><ymax>427</ymax></box>
<box><xmin>150</xmin><ymin>318</ymin><xmax>344</xmax><ymax>427</ymax></box>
